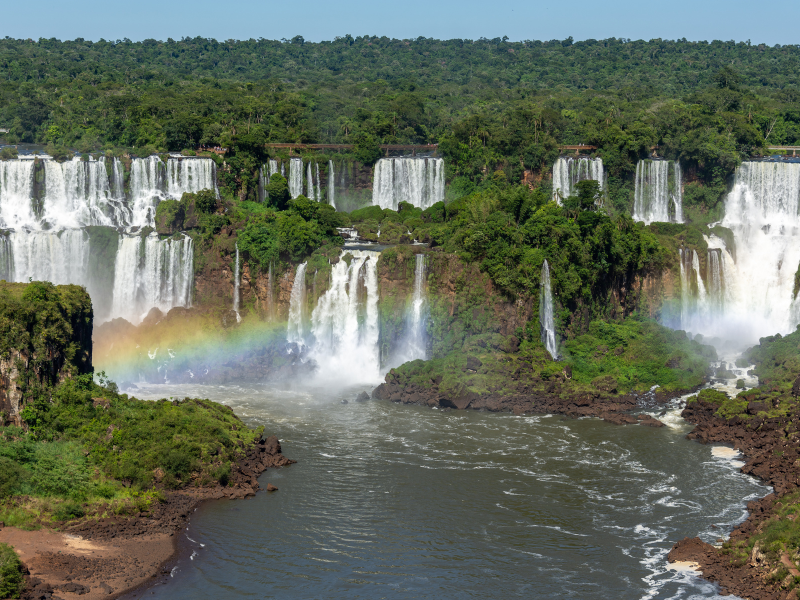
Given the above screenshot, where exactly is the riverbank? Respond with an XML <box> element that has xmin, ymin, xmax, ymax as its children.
<box><xmin>371</xmin><ymin>372</ymin><xmax>690</xmax><ymax>425</ymax></box>
<box><xmin>668</xmin><ymin>393</ymin><xmax>800</xmax><ymax>599</ymax></box>
<box><xmin>4</xmin><ymin>435</ymin><xmax>293</xmax><ymax>599</ymax></box>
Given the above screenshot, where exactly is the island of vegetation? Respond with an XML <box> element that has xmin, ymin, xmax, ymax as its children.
<box><xmin>0</xmin><ymin>281</ymin><xmax>293</xmax><ymax>599</ymax></box>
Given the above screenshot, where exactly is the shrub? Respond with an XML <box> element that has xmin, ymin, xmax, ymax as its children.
<box><xmin>28</xmin><ymin>443</ymin><xmax>90</xmax><ymax>499</ymax></box>
<box><xmin>194</xmin><ymin>189</ymin><xmax>218</xmax><ymax>214</ymax></box>
<box><xmin>349</xmin><ymin>205</ymin><xmax>384</xmax><ymax>222</ymax></box>
<box><xmin>0</xmin><ymin>543</ymin><xmax>23</xmax><ymax>599</ymax></box>
<box><xmin>0</xmin><ymin>458</ymin><xmax>25</xmax><ymax>498</ymax></box>
<box><xmin>53</xmin><ymin>501</ymin><xmax>85</xmax><ymax>521</ymax></box>
<box><xmin>161</xmin><ymin>449</ymin><xmax>193</xmax><ymax>477</ymax></box>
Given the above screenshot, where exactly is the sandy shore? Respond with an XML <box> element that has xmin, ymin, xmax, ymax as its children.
<box><xmin>5</xmin><ymin>435</ymin><xmax>294</xmax><ymax>600</ymax></box>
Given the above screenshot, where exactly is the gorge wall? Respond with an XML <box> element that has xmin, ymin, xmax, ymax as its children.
<box><xmin>0</xmin><ymin>282</ymin><xmax>93</xmax><ymax>425</ymax></box>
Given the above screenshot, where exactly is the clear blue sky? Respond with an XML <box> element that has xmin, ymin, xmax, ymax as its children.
<box><xmin>3</xmin><ymin>0</ymin><xmax>798</xmax><ymax>45</ymax></box>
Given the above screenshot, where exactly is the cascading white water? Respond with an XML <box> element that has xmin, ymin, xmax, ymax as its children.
<box><xmin>289</xmin><ymin>158</ymin><xmax>304</xmax><ymax>199</ymax></box>
<box><xmin>130</xmin><ymin>157</ymin><xmax>217</xmax><ymax>227</ymax></box>
<box><xmin>0</xmin><ymin>156</ymin><xmax>198</xmax><ymax>323</ymax></box>
<box><xmin>315</xmin><ymin>163</ymin><xmax>322</xmax><ymax>202</ymax></box>
<box><xmin>678</xmin><ymin>161</ymin><xmax>800</xmax><ymax>347</ymax></box>
<box><xmin>328</xmin><ymin>160</ymin><xmax>336</xmax><ymax>209</ymax></box>
<box><xmin>406</xmin><ymin>253</ymin><xmax>427</xmax><ymax>360</ymax></box>
<box><xmin>0</xmin><ymin>159</ymin><xmax>36</xmax><ymax>229</ymax></box>
<box><xmin>110</xmin><ymin>233</ymin><xmax>194</xmax><ymax>324</ymax></box>
<box><xmin>307</xmin><ymin>163</ymin><xmax>315</xmax><ymax>199</ymax></box>
<box><xmin>43</xmin><ymin>157</ymin><xmax>130</xmax><ymax>228</ymax></box>
<box><xmin>392</xmin><ymin>253</ymin><xmax>428</xmax><ymax>365</ymax></box>
<box><xmin>261</xmin><ymin>160</ymin><xmax>280</xmax><ymax>202</ymax></box>
<box><xmin>633</xmin><ymin>160</ymin><xmax>684</xmax><ymax>224</ymax></box>
<box><xmin>707</xmin><ymin>249</ymin><xmax>722</xmax><ymax>306</ymax></box>
<box><xmin>10</xmin><ymin>229</ymin><xmax>89</xmax><ymax>286</ymax></box>
<box><xmin>552</xmin><ymin>157</ymin><xmax>604</xmax><ymax>204</ymax></box>
<box><xmin>287</xmin><ymin>262</ymin><xmax>307</xmax><ymax>344</ymax></box>
<box><xmin>678</xmin><ymin>248</ymin><xmax>711</xmax><ymax>334</ymax></box>
<box><xmin>233</xmin><ymin>243</ymin><xmax>241</xmax><ymax>322</ymax></box>
<box><xmin>539</xmin><ymin>259</ymin><xmax>558</xmax><ymax>359</ymax></box>
<box><xmin>372</xmin><ymin>157</ymin><xmax>445</xmax><ymax>210</ymax></box>
<box><xmin>129</xmin><ymin>156</ymin><xmax>166</xmax><ymax>227</ymax></box>
<box><xmin>0</xmin><ymin>235</ymin><xmax>13</xmax><ymax>281</ymax></box>
<box><xmin>166</xmin><ymin>158</ymin><xmax>217</xmax><ymax>199</ymax></box>
<box><xmin>673</xmin><ymin>163</ymin><xmax>684</xmax><ymax>222</ymax></box>
<box><xmin>309</xmin><ymin>250</ymin><xmax>381</xmax><ymax>382</ymax></box>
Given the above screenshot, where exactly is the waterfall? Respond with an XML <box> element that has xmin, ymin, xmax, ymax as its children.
<box><xmin>130</xmin><ymin>157</ymin><xmax>217</xmax><ymax>227</ymax></box>
<box><xmin>406</xmin><ymin>254</ymin><xmax>428</xmax><ymax>361</ymax></box>
<box><xmin>42</xmin><ymin>157</ymin><xmax>129</xmax><ymax>228</ymax></box>
<box><xmin>0</xmin><ymin>155</ymin><xmax>197</xmax><ymax>323</ymax></box>
<box><xmin>10</xmin><ymin>229</ymin><xmax>89</xmax><ymax>286</ymax></box>
<box><xmin>674</xmin><ymin>161</ymin><xmax>800</xmax><ymax>346</ymax></box>
<box><xmin>130</xmin><ymin>156</ymin><xmax>165</xmax><ymax>227</ymax></box>
<box><xmin>0</xmin><ymin>235</ymin><xmax>12</xmax><ymax>281</ymax></box>
<box><xmin>633</xmin><ymin>160</ymin><xmax>683</xmax><ymax>224</ymax></box>
<box><xmin>166</xmin><ymin>158</ymin><xmax>217</xmax><ymax>199</ymax></box>
<box><xmin>0</xmin><ymin>159</ymin><xmax>36</xmax><ymax>229</ymax></box>
<box><xmin>679</xmin><ymin>249</ymin><xmax>691</xmax><ymax>330</ymax></box>
<box><xmin>328</xmin><ymin>160</ymin><xmax>336</xmax><ymax>209</ymax></box>
<box><xmin>261</xmin><ymin>159</ymin><xmax>279</xmax><ymax>202</ymax></box>
<box><xmin>267</xmin><ymin>261</ymin><xmax>274</xmax><ymax>320</ymax></box>
<box><xmin>111</xmin><ymin>157</ymin><xmax>125</xmax><ymax>199</ymax></box>
<box><xmin>673</xmin><ymin>163</ymin><xmax>684</xmax><ymax>223</ymax></box>
<box><xmin>372</xmin><ymin>157</ymin><xmax>445</xmax><ymax>210</ymax></box>
<box><xmin>110</xmin><ymin>233</ymin><xmax>194</xmax><ymax>324</ymax></box>
<box><xmin>287</xmin><ymin>262</ymin><xmax>307</xmax><ymax>344</ymax></box>
<box><xmin>539</xmin><ymin>259</ymin><xmax>558</xmax><ymax>359</ymax></box>
<box><xmin>289</xmin><ymin>158</ymin><xmax>303</xmax><ymax>199</ymax></box>
<box><xmin>552</xmin><ymin>157</ymin><xmax>604</xmax><ymax>204</ymax></box>
<box><xmin>679</xmin><ymin>247</ymin><xmax>717</xmax><ymax>335</ymax></box>
<box><xmin>310</xmin><ymin>250</ymin><xmax>381</xmax><ymax>382</ymax></box>
<box><xmin>315</xmin><ymin>163</ymin><xmax>322</xmax><ymax>202</ymax></box>
<box><xmin>233</xmin><ymin>243</ymin><xmax>241</xmax><ymax>322</ymax></box>
<box><xmin>707</xmin><ymin>249</ymin><xmax>722</xmax><ymax>306</ymax></box>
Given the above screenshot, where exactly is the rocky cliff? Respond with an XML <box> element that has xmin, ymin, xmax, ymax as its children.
<box><xmin>0</xmin><ymin>282</ymin><xmax>93</xmax><ymax>425</ymax></box>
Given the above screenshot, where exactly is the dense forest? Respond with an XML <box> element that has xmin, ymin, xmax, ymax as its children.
<box><xmin>1</xmin><ymin>35</ymin><xmax>799</xmax><ymax>198</ymax></box>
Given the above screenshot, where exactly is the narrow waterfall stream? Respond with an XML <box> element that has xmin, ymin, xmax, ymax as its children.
<box><xmin>406</xmin><ymin>253</ymin><xmax>427</xmax><ymax>360</ymax></box>
<box><xmin>287</xmin><ymin>262</ymin><xmax>308</xmax><ymax>344</ymax></box>
<box><xmin>233</xmin><ymin>242</ymin><xmax>241</xmax><ymax>322</ymax></box>
<box><xmin>540</xmin><ymin>259</ymin><xmax>558</xmax><ymax>359</ymax></box>
<box><xmin>633</xmin><ymin>160</ymin><xmax>683</xmax><ymax>224</ymax></box>
<box><xmin>328</xmin><ymin>160</ymin><xmax>336</xmax><ymax>209</ymax></box>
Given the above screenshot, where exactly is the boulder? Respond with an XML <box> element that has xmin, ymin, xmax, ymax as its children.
<box><xmin>356</xmin><ymin>391</ymin><xmax>370</xmax><ymax>402</ymax></box>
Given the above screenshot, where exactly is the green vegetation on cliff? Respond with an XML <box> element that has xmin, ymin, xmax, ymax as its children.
<box><xmin>389</xmin><ymin>315</ymin><xmax>714</xmax><ymax>399</ymax></box>
<box><xmin>0</xmin><ymin>283</ymin><xmax>265</xmax><ymax>530</ymax></box>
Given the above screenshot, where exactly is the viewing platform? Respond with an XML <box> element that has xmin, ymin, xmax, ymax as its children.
<box><xmin>768</xmin><ymin>146</ymin><xmax>800</xmax><ymax>156</ymax></box>
<box><xmin>265</xmin><ymin>143</ymin><xmax>439</xmax><ymax>156</ymax></box>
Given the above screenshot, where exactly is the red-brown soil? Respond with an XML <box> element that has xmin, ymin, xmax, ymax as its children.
<box><xmin>4</xmin><ymin>436</ymin><xmax>294</xmax><ymax>600</ymax></box>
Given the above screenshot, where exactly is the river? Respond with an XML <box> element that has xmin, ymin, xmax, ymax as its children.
<box><xmin>120</xmin><ymin>382</ymin><xmax>766</xmax><ymax>600</ymax></box>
